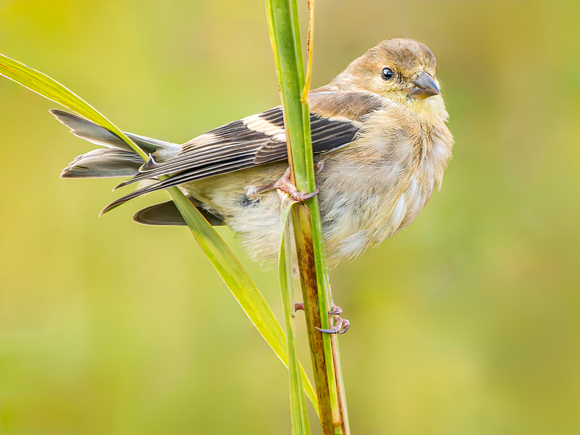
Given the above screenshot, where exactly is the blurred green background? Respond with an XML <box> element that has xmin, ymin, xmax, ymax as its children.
<box><xmin>0</xmin><ymin>0</ymin><xmax>578</xmax><ymax>433</ymax></box>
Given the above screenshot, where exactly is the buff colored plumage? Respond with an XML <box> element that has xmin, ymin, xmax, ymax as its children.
<box><xmin>55</xmin><ymin>38</ymin><xmax>453</xmax><ymax>268</ymax></box>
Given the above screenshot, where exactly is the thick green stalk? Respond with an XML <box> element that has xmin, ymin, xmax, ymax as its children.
<box><xmin>279</xmin><ymin>199</ymin><xmax>310</xmax><ymax>434</ymax></box>
<box><xmin>265</xmin><ymin>1</ymin><xmax>350</xmax><ymax>433</ymax></box>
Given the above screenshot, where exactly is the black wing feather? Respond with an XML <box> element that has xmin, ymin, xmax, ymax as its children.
<box><xmin>105</xmin><ymin>105</ymin><xmax>362</xmax><ymax>213</ymax></box>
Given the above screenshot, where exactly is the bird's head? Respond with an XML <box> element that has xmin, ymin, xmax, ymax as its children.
<box><xmin>331</xmin><ymin>39</ymin><xmax>446</xmax><ymax>120</ymax></box>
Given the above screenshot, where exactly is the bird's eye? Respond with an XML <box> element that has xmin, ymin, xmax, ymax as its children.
<box><xmin>381</xmin><ymin>67</ymin><xmax>394</xmax><ymax>81</ymax></box>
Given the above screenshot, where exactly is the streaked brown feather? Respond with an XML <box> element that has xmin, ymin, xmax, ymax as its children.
<box><xmin>105</xmin><ymin>92</ymin><xmax>383</xmax><ymax>211</ymax></box>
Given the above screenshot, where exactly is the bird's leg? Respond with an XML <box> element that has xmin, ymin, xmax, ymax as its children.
<box><xmin>316</xmin><ymin>304</ymin><xmax>350</xmax><ymax>335</ymax></box>
<box><xmin>249</xmin><ymin>166</ymin><xmax>319</xmax><ymax>203</ymax></box>
<box><xmin>272</xmin><ymin>167</ymin><xmax>319</xmax><ymax>203</ymax></box>
<box><xmin>266</xmin><ymin>168</ymin><xmax>318</xmax><ymax>202</ymax></box>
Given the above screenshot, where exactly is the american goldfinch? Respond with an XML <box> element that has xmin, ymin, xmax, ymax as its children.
<box><xmin>55</xmin><ymin>38</ymin><xmax>453</xmax><ymax>268</ymax></box>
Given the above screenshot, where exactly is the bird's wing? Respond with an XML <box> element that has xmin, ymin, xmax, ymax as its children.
<box><xmin>103</xmin><ymin>91</ymin><xmax>385</xmax><ymax>213</ymax></box>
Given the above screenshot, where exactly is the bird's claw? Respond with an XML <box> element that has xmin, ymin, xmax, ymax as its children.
<box><xmin>328</xmin><ymin>305</ymin><xmax>343</xmax><ymax>315</ymax></box>
<box><xmin>288</xmin><ymin>187</ymin><xmax>319</xmax><ymax>203</ymax></box>
<box><xmin>273</xmin><ymin>168</ymin><xmax>318</xmax><ymax>203</ymax></box>
<box><xmin>316</xmin><ymin>319</ymin><xmax>350</xmax><ymax>335</ymax></box>
<box><xmin>316</xmin><ymin>305</ymin><xmax>350</xmax><ymax>334</ymax></box>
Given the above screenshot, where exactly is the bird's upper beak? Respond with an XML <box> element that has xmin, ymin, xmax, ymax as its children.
<box><xmin>409</xmin><ymin>72</ymin><xmax>440</xmax><ymax>99</ymax></box>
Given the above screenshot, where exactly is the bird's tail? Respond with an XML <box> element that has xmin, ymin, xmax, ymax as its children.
<box><xmin>51</xmin><ymin>109</ymin><xmax>181</xmax><ymax>179</ymax></box>
<box><xmin>52</xmin><ymin>110</ymin><xmax>224</xmax><ymax>226</ymax></box>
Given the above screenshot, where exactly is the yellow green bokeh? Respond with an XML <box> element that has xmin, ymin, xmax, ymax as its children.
<box><xmin>0</xmin><ymin>0</ymin><xmax>578</xmax><ymax>433</ymax></box>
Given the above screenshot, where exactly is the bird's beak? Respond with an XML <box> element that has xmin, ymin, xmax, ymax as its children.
<box><xmin>410</xmin><ymin>72</ymin><xmax>440</xmax><ymax>99</ymax></box>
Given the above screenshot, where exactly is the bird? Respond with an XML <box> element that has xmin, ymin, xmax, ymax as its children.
<box><xmin>54</xmin><ymin>38</ymin><xmax>453</xmax><ymax>269</ymax></box>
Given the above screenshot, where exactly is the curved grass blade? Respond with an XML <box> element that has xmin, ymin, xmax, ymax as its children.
<box><xmin>0</xmin><ymin>54</ymin><xmax>147</xmax><ymax>160</ymax></box>
<box><xmin>169</xmin><ymin>187</ymin><xmax>317</xmax><ymax>410</ymax></box>
<box><xmin>0</xmin><ymin>52</ymin><xmax>317</xmax><ymax>409</ymax></box>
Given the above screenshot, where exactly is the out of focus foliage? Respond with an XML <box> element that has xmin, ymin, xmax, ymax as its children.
<box><xmin>0</xmin><ymin>0</ymin><xmax>578</xmax><ymax>433</ymax></box>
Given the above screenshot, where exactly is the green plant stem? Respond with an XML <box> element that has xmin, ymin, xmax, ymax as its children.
<box><xmin>279</xmin><ymin>199</ymin><xmax>310</xmax><ymax>434</ymax></box>
<box><xmin>291</xmin><ymin>205</ymin><xmax>335</xmax><ymax>434</ymax></box>
<box><xmin>265</xmin><ymin>0</ymin><xmax>350</xmax><ymax>433</ymax></box>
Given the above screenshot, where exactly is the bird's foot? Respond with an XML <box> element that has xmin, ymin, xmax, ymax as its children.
<box><xmin>316</xmin><ymin>305</ymin><xmax>350</xmax><ymax>335</ymax></box>
<box><xmin>248</xmin><ymin>167</ymin><xmax>319</xmax><ymax>203</ymax></box>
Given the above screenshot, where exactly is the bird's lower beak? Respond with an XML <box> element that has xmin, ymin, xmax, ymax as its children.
<box><xmin>410</xmin><ymin>72</ymin><xmax>440</xmax><ymax>99</ymax></box>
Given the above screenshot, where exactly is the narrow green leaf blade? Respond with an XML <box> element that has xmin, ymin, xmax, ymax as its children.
<box><xmin>169</xmin><ymin>188</ymin><xmax>317</xmax><ymax>409</ymax></box>
<box><xmin>0</xmin><ymin>51</ymin><xmax>318</xmax><ymax>408</ymax></box>
<box><xmin>170</xmin><ymin>187</ymin><xmax>286</xmax><ymax>358</ymax></box>
<box><xmin>0</xmin><ymin>53</ymin><xmax>147</xmax><ymax>160</ymax></box>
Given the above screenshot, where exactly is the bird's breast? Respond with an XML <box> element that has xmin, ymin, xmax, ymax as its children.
<box><xmin>316</xmin><ymin>116</ymin><xmax>452</xmax><ymax>266</ymax></box>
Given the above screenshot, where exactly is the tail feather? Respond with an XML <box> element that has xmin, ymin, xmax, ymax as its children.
<box><xmin>133</xmin><ymin>197</ymin><xmax>224</xmax><ymax>227</ymax></box>
<box><xmin>51</xmin><ymin>109</ymin><xmax>179</xmax><ymax>154</ymax></box>
<box><xmin>60</xmin><ymin>148</ymin><xmax>144</xmax><ymax>178</ymax></box>
<box><xmin>51</xmin><ymin>109</ymin><xmax>134</xmax><ymax>152</ymax></box>
<box><xmin>53</xmin><ymin>109</ymin><xmax>180</xmax><ymax>179</ymax></box>
<box><xmin>55</xmin><ymin>110</ymin><xmax>229</xmax><ymax>226</ymax></box>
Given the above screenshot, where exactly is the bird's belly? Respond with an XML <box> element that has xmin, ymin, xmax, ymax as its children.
<box><xmin>183</xmin><ymin>161</ymin><xmax>433</xmax><ymax>268</ymax></box>
<box><xmin>182</xmin><ymin>163</ymin><xmax>289</xmax><ymax>264</ymax></box>
<box><xmin>318</xmin><ymin>186</ymin><xmax>416</xmax><ymax>267</ymax></box>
